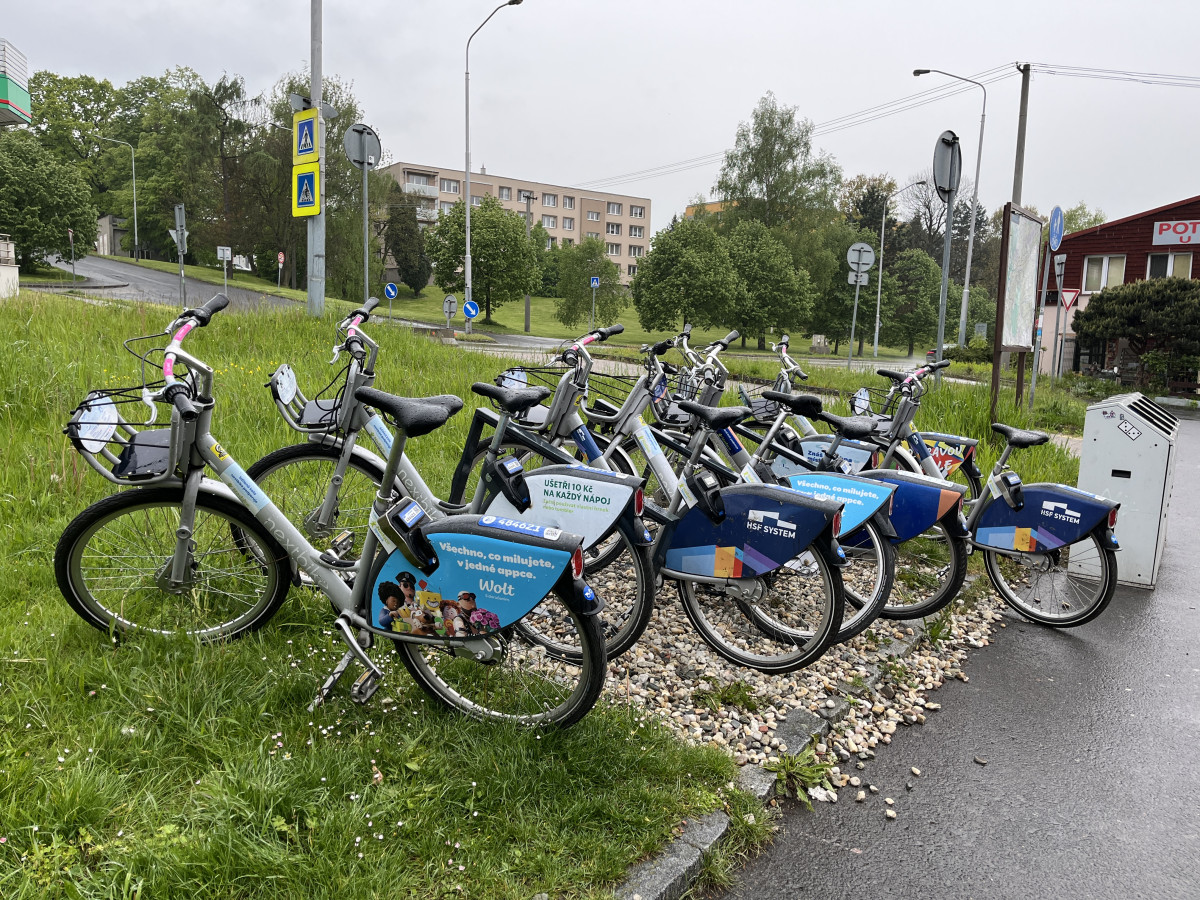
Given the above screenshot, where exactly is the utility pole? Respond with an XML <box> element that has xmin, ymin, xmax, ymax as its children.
<box><xmin>307</xmin><ymin>0</ymin><xmax>326</xmax><ymax>316</ymax></box>
<box><xmin>524</xmin><ymin>191</ymin><xmax>535</xmax><ymax>331</ymax></box>
<box><xmin>1012</xmin><ymin>63</ymin><xmax>1031</xmax><ymax>205</ymax></box>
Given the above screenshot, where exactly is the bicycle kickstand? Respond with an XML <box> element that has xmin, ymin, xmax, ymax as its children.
<box><xmin>308</xmin><ymin>613</ymin><xmax>385</xmax><ymax>711</ymax></box>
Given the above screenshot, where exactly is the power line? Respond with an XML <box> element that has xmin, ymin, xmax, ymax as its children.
<box><xmin>576</xmin><ymin>65</ymin><xmax>1016</xmax><ymax>190</ymax></box>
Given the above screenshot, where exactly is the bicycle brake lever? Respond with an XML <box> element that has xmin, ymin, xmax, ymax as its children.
<box><xmin>330</xmin><ymin>344</ymin><xmax>342</xmax><ymax>365</ymax></box>
<box><xmin>141</xmin><ymin>386</ymin><xmax>158</xmax><ymax>425</ymax></box>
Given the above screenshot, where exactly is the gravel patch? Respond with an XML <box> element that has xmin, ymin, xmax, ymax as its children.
<box><xmin>602</xmin><ymin>574</ymin><xmax>1008</xmax><ymax>785</ymax></box>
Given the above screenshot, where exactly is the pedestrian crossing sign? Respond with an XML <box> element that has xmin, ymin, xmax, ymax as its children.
<box><xmin>292</xmin><ymin>162</ymin><xmax>321</xmax><ymax>217</ymax></box>
<box><xmin>292</xmin><ymin>108</ymin><xmax>320</xmax><ymax>164</ymax></box>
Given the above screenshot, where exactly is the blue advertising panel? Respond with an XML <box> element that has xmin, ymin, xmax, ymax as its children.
<box><xmin>783</xmin><ymin>471</ymin><xmax>894</xmax><ymax>536</ymax></box>
<box><xmin>976</xmin><ymin>483</ymin><xmax>1115</xmax><ymax>552</ymax></box>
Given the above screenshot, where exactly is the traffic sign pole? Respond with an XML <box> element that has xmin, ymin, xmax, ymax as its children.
<box><xmin>590</xmin><ymin>275</ymin><xmax>600</xmax><ymax>332</ymax></box>
<box><xmin>845</xmin><ymin>243</ymin><xmax>875</xmax><ymax>370</ymax></box>
<box><xmin>1028</xmin><ymin>239</ymin><xmax>1053</xmax><ymax>409</ymax></box>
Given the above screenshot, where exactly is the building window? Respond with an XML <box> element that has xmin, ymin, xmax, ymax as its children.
<box><xmin>542</xmin><ymin>215</ymin><xmax>557</xmax><ymax>228</ymax></box>
<box><xmin>471</xmin><ymin>195</ymin><xmax>483</xmax><ymax>206</ymax></box>
<box><xmin>441</xmin><ymin>178</ymin><xmax>459</xmax><ymax>194</ymax></box>
<box><xmin>406</xmin><ymin>173</ymin><xmax>431</xmax><ymax>185</ymax></box>
<box><xmin>628</xmin><ymin>264</ymin><xmax>638</xmax><ymax>277</ymax></box>
<box><xmin>563</xmin><ymin>217</ymin><xmax>574</xmax><ymax>231</ymax></box>
<box><xmin>564</xmin><ymin>238</ymin><xmax>574</xmax><ymax>247</ymax></box>
<box><xmin>587</xmin><ymin>210</ymin><xmax>601</xmax><ymax>221</ymax></box>
<box><xmin>563</xmin><ymin>196</ymin><xmax>575</xmax><ymax>210</ymax></box>
<box><xmin>1083</xmin><ymin>255</ymin><xmax>1126</xmax><ymax>292</ymax></box>
<box><xmin>629</xmin><ymin>225</ymin><xmax>644</xmax><ymax>239</ymax></box>
<box><xmin>606</xmin><ymin>222</ymin><xmax>622</xmax><ymax>236</ymax></box>
<box><xmin>498</xmin><ymin>186</ymin><xmax>512</xmax><ymax>200</ymax></box>
<box><xmin>546</xmin><ymin>236</ymin><xmax>556</xmax><ymax>250</ymax></box>
<box><xmin>586</xmin><ymin>231</ymin><xmax>601</xmax><ymax>240</ymax></box>
<box><xmin>1148</xmin><ymin>252</ymin><xmax>1192</xmax><ymax>280</ymax></box>
<box><xmin>542</xmin><ymin>193</ymin><xmax>557</xmax><ymax>208</ymax></box>
<box><xmin>518</xmin><ymin>189</ymin><xmax>535</xmax><ymax>204</ymax></box>
<box><xmin>606</xmin><ymin>242</ymin><xmax>622</xmax><ymax>256</ymax></box>
<box><xmin>628</xmin><ymin>245</ymin><xmax>644</xmax><ymax>258</ymax></box>
<box><xmin>630</xmin><ymin>205</ymin><xmax>645</xmax><ymax>219</ymax></box>
<box><xmin>607</xmin><ymin>202</ymin><xmax>623</xmax><ymax>216</ymax></box>
<box><xmin>440</xmin><ymin>201</ymin><xmax>454</xmax><ymax>213</ymax></box>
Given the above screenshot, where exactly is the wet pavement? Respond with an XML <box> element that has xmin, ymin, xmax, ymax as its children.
<box><xmin>723</xmin><ymin>415</ymin><xmax>1200</xmax><ymax>900</ymax></box>
<box><xmin>47</xmin><ymin>256</ymin><xmax>292</xmax><ymax>312</ymax></box>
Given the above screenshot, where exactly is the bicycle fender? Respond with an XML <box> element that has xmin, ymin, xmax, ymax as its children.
<box><xmin>975</xmin><ymin>483</ymin><xmax>1118</xmax><ymax>553</ymax></box>
<box><xmin>663</xmin><ymin>483</ymin><xmax>840</xmax><ymax>579</ymax></box>
<box><xmin>860</xmin><ymin>468</ymin><xmax>966</xmax><ymax>544</ymax></box>
<box><xmin>198</xmin><ymin>476</ymin><xmax>239</xmax><ymax>505</ymax></box>
<box><xmin>368</xmin><ymin>513</ymin><xmax>587</xmax><ymax>638</ymax></box>
<box><xmin>780</xmin><ymin>471</ymin><xmax>895</xmax><ymax>538</ymax></box>
<box><xmin>481</xmin><ymin>463</ymin><xmax>641</xmax><ymax>549</ymax></box>
<box><xmin>307</xmin><ymin>432</ymin><xmax>388</xmax><ymax>473</ymax></box>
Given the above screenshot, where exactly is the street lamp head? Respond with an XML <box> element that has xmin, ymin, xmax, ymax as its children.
<box><xmin>913</xmin><ymin>69</ymin><xmax>930</xmax><ymax>76</ymax></box>
<box><xmin>508</xmin><ymin>0</ymin><xmax>523</xmax><ymax>5</ymax></box>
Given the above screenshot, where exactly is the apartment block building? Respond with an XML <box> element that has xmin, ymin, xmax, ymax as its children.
<box><xmin>380</xmin><ymin>161</ymin><xmax>651</xmax><ymax>284</ymax></box>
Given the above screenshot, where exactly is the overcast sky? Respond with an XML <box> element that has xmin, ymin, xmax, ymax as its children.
<box><xmin>8</xmin><ymin>0</ymin><xmax>1199</xmax><ymax>230</ymax></box>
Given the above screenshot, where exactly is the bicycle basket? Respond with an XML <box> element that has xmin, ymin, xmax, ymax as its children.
<box><xmin>737</xmin><ymin>382</ymin><xmax>782</xmax><ymax>424</ymax></box>
<box><xmin>269</xmin><ymin>363</ymin><xmax>344</xmax><ymax>434</ymax></box>
<box><xmin>494</xmin><ymin>365</ymin><xmax>569</xmax><ymax>426</ymax></box>
<box><xmin>66</xmin><ymin>384</ymin><xmax>187</xmax><ymax>486</ymax></box>
<box><xmin>649</xmin><ymin>369</ymin><xmax>699</xmax><ymax>425</ymax></box>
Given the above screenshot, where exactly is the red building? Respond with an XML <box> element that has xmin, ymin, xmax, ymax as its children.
<box><xmin>1040</xmin><ymin>194</ymin><xmax>1199</xmax><ymax>375</ymax></box>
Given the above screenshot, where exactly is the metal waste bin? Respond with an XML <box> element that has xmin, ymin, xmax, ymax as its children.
<box><xmin>1077</xmin><ymin>393</ymin><xmax>1178</xmax><ymax>588</ymax></box>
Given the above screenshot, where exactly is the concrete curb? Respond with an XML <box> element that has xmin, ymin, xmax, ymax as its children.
<box><xmin>612</xmin><ymin>617</ymin><xmax>929</xmax><ymax>900</ymax></box>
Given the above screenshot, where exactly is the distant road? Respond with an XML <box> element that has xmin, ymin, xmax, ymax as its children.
<box><xmin>47</xmin><ymin>256</ymin><xmax>293</xmax><ymax>313</ymax></box>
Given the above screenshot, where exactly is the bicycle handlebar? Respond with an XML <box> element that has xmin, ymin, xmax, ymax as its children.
<box><xmin>183</xmin><ymin>293</ymin><xmax>230</xmax><ymax>327</ymax></box>
<box><xmin>351</xmin><ymin>296</ymin><xmax>380</xmax><ymax>320</ymax></box>
<box><xmin>714</xmin><ymin>330</ymin><xmax>739</xmax><ymax>350</ymax></box>
<box><xmin>163</xmin><ymin>382</ymin><xmax>198</xmax><ymax>421</ymax></box>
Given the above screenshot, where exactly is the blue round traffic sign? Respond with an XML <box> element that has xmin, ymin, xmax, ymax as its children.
<box><xmin>462</xmin><ymin>299</ymin><xmax>479</xmax><ymax>320</ymax></box>
<box><xmin>383</xmin><ymin>282</ymin><xmax>398</xmax><ymax>300</ymax></box>
<box><xmin>1049</xmin><ymin>206</ymin><xmax>1065</xmax><ymax>252</ymax></box>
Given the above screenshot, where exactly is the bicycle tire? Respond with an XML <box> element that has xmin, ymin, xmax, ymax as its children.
<box><xmin>244</xmin><ymin>442</ymin><xmax>385</xmax><ymax>568</ymax></box>
<box><xmin>394</xmin><ymin>583</ymin><xmax>607</xmax><ymax>727</ymax></box>
<box><xmin>677</xmin><ymin>537</ymin><xmax>844</xmax><ymax>674</ymax></box>
<box><xmin>983</xmin><ymin>533</ymin><xmax>1117</xmax><ymax>628</ymax></box>
<box><xmin>831</xmin><ymin>518</ymin><xmax>896</xmax><ymax>642</ymax></box>
<box><xmin>55</xmin><ymin>488</ymin><xmax>292</xmax><ymax>641</ymax></box>
<box><xmin>880</xmin><ymin>519</ymin><xmax>969</xmax><ymax>620</ymax></box>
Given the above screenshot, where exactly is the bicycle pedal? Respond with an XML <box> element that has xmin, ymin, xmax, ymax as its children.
<box><xmin>308</xmin><ymin>648</ymin><xmax>356</xmax><ymax>712</ymax></box>
<box><xmin>350</xmin><ymin>669</ymin><xmax>381</xmax><ymax>704</ymax></box>
<box><xmin>331</xmin><ymin>529</ymin><xmax>355</xmax><ymax>556</ymax></box>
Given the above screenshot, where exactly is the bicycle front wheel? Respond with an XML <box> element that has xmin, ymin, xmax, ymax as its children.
<box><xmin>678</xmin><ymin>538</ymin><xmax>844</xmax><ymax>674</ymax></box>
<box><xmin>245</xmin><ymin>443</ymin><xmax>383</xmax><ymax>564</ymax></box>
<box><xmin>395</xmin><ymin>586</ymin><xmax>607</xmax><ymax>727</ymax></box>
<box><xmin>983</xmin><ymin>533</ymin><xmax>1117</xmax><ymax>627</ymax></box>
<box><xmin>55</xmin><ymin>488</ymin><xmax>292</xmax><ymax>641</ymax></box>
<box><xmin>834</xmin><ymin>519</ymin><xmax>896</xmax><ymax>642</ymax></box>
<box><xmin>881</xmin><ymin>520</ymin><xmax>969</xmax><ymax>620</ymax></box>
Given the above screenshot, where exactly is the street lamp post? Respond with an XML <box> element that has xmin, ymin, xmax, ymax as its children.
<box><xmin>465</xmin><ymin>0</ymin><xmax>522</xmax><ymax>319</ymax></box>
<box><xmin>873</xmin><ymin>179</ymin><xmax>926</xmax><ymax>357</ymax></box>
<box><xmin>96</xmin><ymin>136</ymin><xmax>137</xmax><ymax>258</ymax></box>
<box><xmin>914</xmin><ymin>69</ymin><xmax>987</xmax><ymax>346</ymax></box>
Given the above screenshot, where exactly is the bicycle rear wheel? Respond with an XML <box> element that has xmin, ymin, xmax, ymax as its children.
<box><xmin>394</xmin><ymin>585</ymin><xmax>606</xmax><ymax>727</ymax></box>
<box><xmin>678</xmin><ymin>538</ymin><xmax>844</xmax><ymax>674</ymax></box>
<box><xmin>55</xmin><ymin>488</ymin><xmax>292</xmax><ymax>641</ymax></box>
<box><xmin>983</xmin><ymin>533</ymin><xmax>1117</xmax><ymax>627</ymax></box>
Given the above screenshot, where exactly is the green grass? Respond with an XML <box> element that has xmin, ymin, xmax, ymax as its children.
<box><xmin>17</xmin><ymin>263</ymin><xmax>78</xmax><ymax>284</ymax></box>
<box><xmin>0</xmin><ymin>291</ymin><xmax>741</xmax><ymax>899</ymax></box>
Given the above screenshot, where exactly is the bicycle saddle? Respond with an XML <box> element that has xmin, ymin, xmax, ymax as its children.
<box><xmin>761</xmin><ymin>390</ymin><xmax>823</xmax><ymax>418</ymax></box>
<box><xmin>991</xmin><ymin>423</ymin><xmax>1050</xmax><ymax>448</ymax></box>
<box><xmin>676</xmin><ymin>400</ymin><xmax>750</xmax><ymax>431</ymax></box>
<box><xmin>876</xmin><ymin>369</ymin><xmax>906</xmax><ymax>382</ymax></box>
<box><xmin>471</xmin><ymin>382</ymin><xmax>551</xmax><ymax>415</ymax></box>
<box><xmin>815</xmin><ymin>410</ymin><xmax>878</xmax><ymax>441</ymax></box>
<box><xmin>354</xmin><ymin>387</ymin><xmax>464</xmax><ymax>437</ymax></box>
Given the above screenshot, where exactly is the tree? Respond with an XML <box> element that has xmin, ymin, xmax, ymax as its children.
<box><xmin>879</xmin><ymin>249</ymin><xmax>942</xmax><ymax>356</ymax></box>
<box><xmin>0</xmin><ymin>130</ymin><xmax>97</xmax><ymax>271</ymax></box>
<box><xmin>725</xmin><ymin>219</ymin><xmax>811</xmax><ymax>349</ymax></box>
<box><xmin>1073</xmin><ymin>277</ymin><xmax>1200</xmax><ymax>386</ymax></box>
<box><xmin>384</xmin><ymin>187</ymin><xmax>432</xmax><ymax>296</ymax></box>
<box><xmin>555</xmin><ymin>237</ymin><xmax>625</xmax><ymax>328</ymax></box>
<box><xmin>631</xmin><ymin>218</ymin><xmax>742</xmax><ymax>333</ymax></box>
<box><xmin>426</xmin><ymin>196</ymin><xmax>537</xmax><ymax>322</ymax></box>
<box><xmin>1062</xmin><ymin>201</ymin><xmax>1106</xmax><ymax>234</ymax></box>
<box><xmin>714</xmin><ymin>92</ymin><xmax>841</xmax><ymax>230</ymax></box>
<box><xmin>839</xmin><ymin>173</ymin><xmax>897</xmax><ymax>225</ymax></box>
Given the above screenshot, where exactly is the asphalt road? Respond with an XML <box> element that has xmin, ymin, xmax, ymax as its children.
<box><xmin>723</xmin><ymin>415</ymin><xmax>1200</xmax><ymax>900</ymax></box>
<box><xmin>48</xmin><ymin>256</ymin><xmax>292</xmax><ymax>312</ymax></box>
